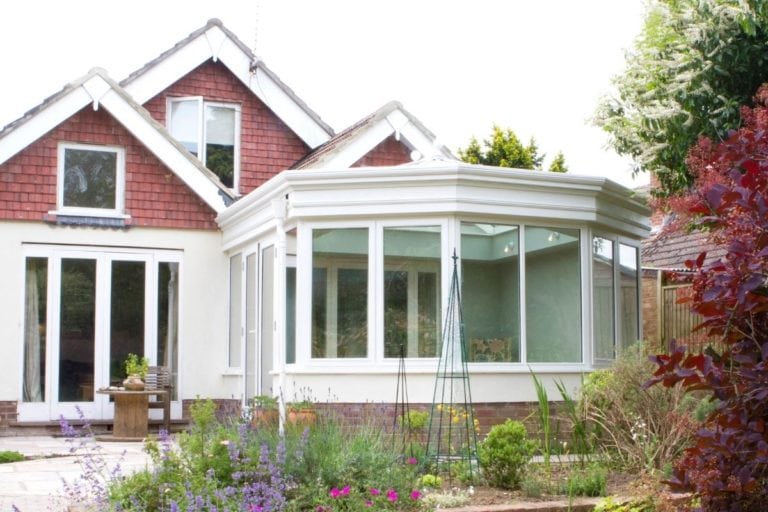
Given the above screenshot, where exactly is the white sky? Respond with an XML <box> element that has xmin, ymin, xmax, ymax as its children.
<box><xmin>0</xmin><ymin>0</ymin><xmax>648</xmax><ymax>188</ymax></box>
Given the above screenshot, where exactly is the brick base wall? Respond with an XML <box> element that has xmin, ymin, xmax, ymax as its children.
<box><xmin>0</xmin><ymin>401</ymin><xmax>18</xmax><ymax>429</ymax></box>
<box><xmin>182</xmin><ymin>398</ymin><xmax>242</xmax><ymax>422</ymax></box>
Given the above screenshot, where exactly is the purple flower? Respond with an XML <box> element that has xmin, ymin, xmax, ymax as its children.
<box><xmin>341</xmin><ymin>485</ymin><xmax>350</xmax><ymax>496</ymax></box>
<box><xmin>410</xmin><ymin>490</ymin><xmax>422</xmax><ymax>500</ymax></box>
<box><xmin>386</xmin><ymin>489</ymin><xmax>398</xmax><ymax>502</ymax></box>
<box><xmin>370</xmin><ymin>488</ymin><xmax>381</xmax><ymax>496</ymax></box>
<box><xmin>406</xmin><ymin>457</ymin><xmax>418</xmax><ymax>465</ymax></box>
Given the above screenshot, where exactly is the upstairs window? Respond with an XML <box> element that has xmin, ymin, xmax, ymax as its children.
<box><xmin>57</xmin><ymin>143</ymin><xmax>124</xmax><ymax>216</ymax></box>
<box><xmin>168</xmin><ymin>97</ymin><xmax>240</xmax><ymax>191</ymax></box>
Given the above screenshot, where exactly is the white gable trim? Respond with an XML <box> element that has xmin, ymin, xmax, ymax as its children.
<box><xmin>0</xmin><ymin>71</ymin><xmax>231</xmax><ymax>213</ymax></box>
<box><xmin>123</xmin><ymin>24</ymin><xmax>332</xmax><ymax>149</ymax></box>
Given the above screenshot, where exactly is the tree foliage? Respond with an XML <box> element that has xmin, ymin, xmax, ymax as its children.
<box><xmin>458</xmin><ymin>125</ymin><xmax>566</xmax><ymax>172</ymax></box>
<box><xmin>548</xmin><ymin>151</ymin><xmax>568</xmax><ymax>173</ymax></box>
<box><xmin>646</xmin><ymin>84</ymin><xmax>768</xmax><ymax>510</ymax></box>
<box><xmin>595</xmin><ymin>0</ymin><xmax>768</xmax><ymax>196</ymax></box>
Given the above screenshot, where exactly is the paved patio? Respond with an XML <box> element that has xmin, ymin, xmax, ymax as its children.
<box><xmin>0</xmin><ymin>436</ymin><xmax>152</xmax><ymax>511</ymax></box>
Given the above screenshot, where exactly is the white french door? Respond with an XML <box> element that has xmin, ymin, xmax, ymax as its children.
<box><xmin>19</xmin><ymin>246</ymin><xmax>180</xmax><ymax>421</ymax></box>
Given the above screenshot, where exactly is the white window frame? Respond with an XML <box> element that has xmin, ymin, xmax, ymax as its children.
<box><xmin>167</xmin><ymin>97</ymin><xmax>242</xmax><ymax>192</ymax></box>
<box><xmin>55</xmin><ymin>142</ymin><xmax>126</xmax><ymax>218</ymax></box>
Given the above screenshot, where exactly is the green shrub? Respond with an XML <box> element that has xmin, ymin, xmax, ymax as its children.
<box><xmin>477</xmin><ymin>419</ymin><xmax>537</xmax><ymax>489</ymax></box>
<box><xmin>559</xmin><ymin>463</ymin><xmax>607</xmax><ymax>497</ymax></box>
<box><xmin>593</xmin><ymin>496</ymin><xmax>655</xmax><ymax>512</ymax></box>
<box><xmin>0</xmin><ymin>451</ymin><xmax>24</xmax><ymax>463</ymax></box>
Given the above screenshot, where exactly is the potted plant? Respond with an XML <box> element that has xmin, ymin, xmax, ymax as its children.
<box><xmin>287</xmin><ymin>387</ymin><xmax>317</xmax><ymax>425</ymax></box>
<box><xmin>123</xmin><ymin>353</ymin><xmax>149</xmax><ymax>391</ymax></box>
<box><xmin>250</xmin><ymin>395</ymin><xmax>279</xmax><ymax>428</ymax></box>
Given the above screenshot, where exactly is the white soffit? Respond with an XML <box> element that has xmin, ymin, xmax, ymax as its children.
<box><xmin>122</xmin><ymin>24</ymin><xmax>332</xmax><ymax>149</ymax></box>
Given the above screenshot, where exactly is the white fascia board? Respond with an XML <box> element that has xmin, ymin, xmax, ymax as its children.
<box><xmin>385</xmin><ymin>109</ymin><xmax>446</xmax><ymax>160</ymax></box>
<box><xmin>123</xmin><ymin>35</ymin><xmax>212</xmax><ymax>104</ymax></box>
<box><xmin>0</xmin><ymin>88</ymin><xmax>91</xmax><ymax>165</ymax></box>
<box><xmin>123</xmin><ymin>26</ymin><xmax>331</xmax><ymax>149</ymax></box>
<box><xmin>98</xmin><ymin>86</ymin><xmax>228</xmax><ymax>213</ymax></box>
<box><xmin>314</xmin><ymin>119</ymin><xmax>395</xmax><ymax>168</ymax></box>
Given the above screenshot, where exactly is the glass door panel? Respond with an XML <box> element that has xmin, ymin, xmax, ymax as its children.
<box><xmin>58</xmin><ymin>259</ymin><xmax>96</xmax><ymax>402</ymax></box>
<box><xmin>109</xmin><ymin>261</ymin><xmax>146</xmax><ymax>387</ymax></box>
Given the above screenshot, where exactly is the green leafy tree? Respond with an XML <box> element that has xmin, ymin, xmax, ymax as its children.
<box><xmin>459</xmin><ymin>125</ymin><xmax>561</xmax><ymax>170</ymax></box>
<box><xmin>594</xmin><ymin>0</ymin><xmax>768</xmax><ymax>195</ymax></box>
<box><xmin>548</xmin><ymin>151</ymin><xmax>568</xmax><ymax>173</ymax></box>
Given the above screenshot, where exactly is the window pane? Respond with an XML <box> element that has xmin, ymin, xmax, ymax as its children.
<box><xmin>63</xmin><ymin>148</ymin><xmax>117</xmax><ymax>209</ymax></box>
<box><xmin>525</xmin><ymin>227</ymin><xmax>581</xmax><ymax>362</ymax></box>
<box><xmin>383</xmin><ymin>226</ymin><xmax>441</xmax><ymax>358</ymax></box>
<box><xmin>228</xmin><ymin>254</ymin><xmax>242</xmax><ymax>367</ymax></box>
<box><xmin>312</xmin><ymin>228</ymin><xmax>368</xmax><ymax>358</ymax></box>
<box><xmin>157</xmin><ymin>262</ymin><xmax>179</xmax><ymax>400</ymax></box>
<box><xmin>59</xmin><ymin>259</ymin><xmax>96</xmax><ymax>401</ymax></box>
<box><xmin>205</xmin><ymin>105</ymin><xmax>236</xmax><ymax>188</ymax></box>
<box><xmin>169</xmin><ymin>100</ymin><xmax>199</xmax><ymax>156</ymax></box>
<box><xmin>461</xmin><ymin>223</ymin><xmax>520</xmax><ymax>362</ymax></box>
<box><xmin>246</xmin><ymin>254</ymin><xmax>257</xmax><ymax>398</ymax></box>
<box><xmin>620</xmin><ymin>244</ymin><xmax>639</xmax><ymax>349</ymax></box>
<box><xmin>110</xmin><ymin>261</ymin><xmax>145</xmax><ymax>387</ymax></box>
<box><xmin>286</xmin><ymin>267</ymin><xmax>296</xmax><ymax>364</ymax></box>
<box><xmin>23</xmin><ymin>257</ymin><xmax>47</xmax><ymax>402</ymax></box>
<box><xmin>593</xmin><ymin>237</ymin><xmax>615</xmax><ymax>359</ymax></box>
<box><xmin>260</xmin><ymin>246</ymin><xmax>274</xmax><ymax>395</ymax></box>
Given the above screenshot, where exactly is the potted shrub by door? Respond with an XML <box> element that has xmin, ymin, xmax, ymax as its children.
<box><xmin>250</xmin><ymin>395</ymin><xmax>279</xmax><ymax>428</ymax></box>
<box><xmin>123</xmin><ymin>353</ymin><xmax>149</xmax><ymax>391</ymax></box>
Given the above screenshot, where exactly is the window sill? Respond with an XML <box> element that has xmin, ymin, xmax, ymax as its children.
<box><xmin>284</xmin><ymin>362</ymin><xmax>594</xmax><ymax>375</ymax></box>
<box><xmin>45</xmin><ymin>211</ymin><xmax>132</xmax><ymax>229</ymax></box>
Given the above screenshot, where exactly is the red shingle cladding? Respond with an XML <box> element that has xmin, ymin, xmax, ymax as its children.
<box><xmin>141</xmin><ymin>60</ymin><xmax>311</xmax><ymax>195</ymax></box>
<box><xmin>352</xmin><ymin>135</ymin><xmax>411</xmax><ymax>167</ymax></box>
<box><xmin>0</xmin><ymin>107</ymin><xmax>218</xmax><ymax>229</ymax></box>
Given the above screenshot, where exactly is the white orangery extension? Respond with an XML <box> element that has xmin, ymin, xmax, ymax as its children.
<box><xmin>217</xmin><ymin>160</ymin><xmax>650</xmax><ymax>406</ymax></box>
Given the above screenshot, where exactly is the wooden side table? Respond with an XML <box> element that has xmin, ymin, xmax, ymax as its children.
<box><xmin>96</xmin><ymin>389</ymin><xmax>168</xmax><ymax>441</ymax></box>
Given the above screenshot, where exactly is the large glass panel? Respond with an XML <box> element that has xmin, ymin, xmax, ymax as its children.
<box><xmin>383</xmin><ymin>226</ymin><xmax>441</xmax><ymax>358</ymax></box>
<box><xmin>620</xmin><ymin>244</ymin><xmax>640</xmax><ymax>349</ymax></box>
<box><xmin>63</xmin><ymin>148</ymin><xmax>117</xmax><ymax>209</ymax></box>
<box><xmin>525</xmin><ymin>227</ymin><xmax>581</xmax><ymax>362</ymax></box>
<box><xmin>312</xmin><ymin>228</ymin><xmax>369</xmax><ymax>358</ymax></box>
<box><xmin>286</xmin><ymin>267</ymin><xmax>296</xmax><ymax>364</ymax></box>
<box><xmin>593</xmin><ymin>237</ymin><xmax>615</xmax><ymax>360</ymax></box>
<box><xmin>246</xmin><ymin>254</ymin><xmax>257</xmax><ymax>399</ymax></box>
<box><xmin>260</xmin><ymin>246</ymin><xmax>274</xmax><ymax>395</ymax></box>
<box><xmin>228</xmin><ymin>254</ymin><xmax>242</xmax><ymax>367</ymax></box>
<box><xmin>23</xmin><ymin>257</ymin><xmax>47</xmax><ymax>402</ymax></box>
<box><xmin>205</xmin><ymin>105</ymin><xmax>236</xmax><ymax>188</ymax></box>
<box><xmin>157</xmin><ymin>262</ymin><xmax>179</xmax><ymax>400</ymax></box>
<box><xmin>59</xmin><ymin>259</ymin><xmax>96</xmax><ymax>401</ymax></box>
<box><xmin>169</xmin><ymin>99</ymin><xmax>200</xmax><ymax>156</ymax></box>
<box><xmin>109</xmin><ymin>261</ymin><xmax>146</xmax><ymax>387</ymax></box>
<box><xmin>461</xmin><ymin>223</ymin><xmax>520</xmax><ymax>362</ymax></box>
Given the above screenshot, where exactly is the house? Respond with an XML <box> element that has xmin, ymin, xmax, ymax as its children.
<box><xmin>640</xmin><ymin>178</ymin><xmax>724</xmax><ymax>352</ymax></box>
<box><xmin>0</xmin><ymin>20</ymin><xmax>649</xmax><ymax>430</ymax></box>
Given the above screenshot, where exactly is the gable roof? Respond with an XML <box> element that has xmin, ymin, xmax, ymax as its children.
<box><xmin>0</xmin><ymin>68</ymin><xmax>235</xmax><ymax>213</ymax></box>
<box><xmin>293</xmin><ymin>101</ymin><xmax>455</xmax><ymax>169</ymax></box>
<box><xmin>120</xmin><ymin>19</ymin><xmax>334</xmax><ymax>149</ymax></box>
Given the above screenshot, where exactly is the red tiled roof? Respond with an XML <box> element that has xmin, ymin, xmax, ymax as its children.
<box><xmin>642</xmin><ymin>227</ymin><xmax>727</xmax><ymax>270</ymax></box>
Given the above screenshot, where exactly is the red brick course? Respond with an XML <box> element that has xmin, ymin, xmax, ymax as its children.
<box><xmin>352</xmin><ymin>135</ymin><xmax>412</xmax><ymax>167</ymax></box>
<box><xmin>142</xmin><ymin>60</ymin><xmax>311</xmax><ymax>195</ymax></box>
<box><xmin>0</xmin><ymin>107</ymin><xmax>218</xmax><ymax>229</ymax></box>
<box><xmin>0</xmin><ymin>401</ymin><xmax>18</xmax><ymax>427</ymax></box>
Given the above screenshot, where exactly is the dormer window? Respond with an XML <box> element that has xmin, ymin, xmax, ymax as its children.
<box><xmin>57</xmin><ymin>143</ymin><xmax>125</xmax><ymax>216</ymax></box>
<box><xmin>168</xmin><ymin>97</ymin><xmax>241</xmax><ymax>191</ymax></box>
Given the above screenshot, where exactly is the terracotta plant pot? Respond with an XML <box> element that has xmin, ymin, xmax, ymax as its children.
<box><xmin>251</xmin><ymin>408</ymin><xmax>279</xmax><ymax>428</ymax></box>
<box><xmin>123</xmin><ymin>374</ymin><xmax>145</xmax><ymax>391</ymax></box>
<box><xmin>287</xmin><ymin>408</ymin><xmax>317</xmax><ymax>426</ymax></box>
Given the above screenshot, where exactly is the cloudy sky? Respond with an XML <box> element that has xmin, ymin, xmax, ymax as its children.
<box><xmin>0</xmin><ymin>0</ymin><xmax>647</xmax><ymax>187</ymax></box>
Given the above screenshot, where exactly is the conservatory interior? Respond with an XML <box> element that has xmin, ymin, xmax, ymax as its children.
<box><xmin>217</xmin><ymin>159</ymin><xmax>650</xmax><ymax>406</ymax></box>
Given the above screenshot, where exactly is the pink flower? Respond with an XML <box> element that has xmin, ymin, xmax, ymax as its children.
<box><xmin>386</xmin><ymin>489</ymin><xmax>398</xmax><ymax>502</ymax></box>
<box><xmin>340</xmin><ymin>485</ymin><xmax>351</xmax><ymax>496</ymax></box>
<box><xmin>316</xmin><ymin>507</ymin><xmax>326</xmax><ymax>512</ymax></box>
<box><xmin>410</xmin><ymin>490</ymin><xmax>422</xmax><ymax>500</ymax></box>
<box><xmin>365</xmin><ymin>500</ymin><xmax>373</xmax><ymax>507</ymax></box>
<box><xmin>406</xmin><ymin>457</ymin><xmax>418</xmax><ymax>465</ymax></box>
<box><xmin>329</xmin><ymin>488</ymin><xmax>341</xmax><ymax>498</ymax></box>
<box><xmin>369</xmin><ymin>488</ymin><xmax>381</xmax><ymax>496</ymax></box>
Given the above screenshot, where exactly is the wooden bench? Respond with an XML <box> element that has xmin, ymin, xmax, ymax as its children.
<box><xmin>145</xmin><ymin>366</ymin><xmax>172</xmax><ymax>432</ymax></box>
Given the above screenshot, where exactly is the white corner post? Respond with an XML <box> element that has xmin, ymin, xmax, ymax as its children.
<box><xmin>272</xmin><ymin>197</ymin><xmax>288</xmax><ymax>436</ymax></box>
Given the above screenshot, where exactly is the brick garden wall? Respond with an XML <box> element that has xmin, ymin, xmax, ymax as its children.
<box><xmin>142</xmin><ymin>60</ymin><xmax>311</xmax><ymax>195</ymax></box>
<box><xmin>0</xmin><ymin>107</ymin><xmax>218</xmax><ymax>230</ymax></box>
<box><xmin>642</xmin><ymin>269</ymin><xmax>660</xmax><ymax>349</ymax></box>
<box><xmin>0</xmin><ymin>401</ymin><xmax>18</xmax><ymax>430</ymax></box>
